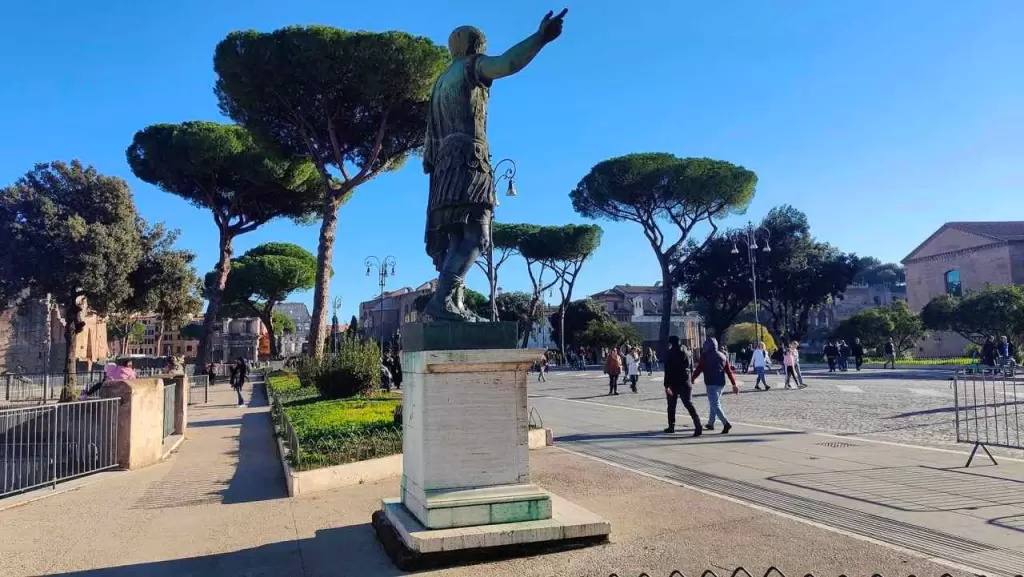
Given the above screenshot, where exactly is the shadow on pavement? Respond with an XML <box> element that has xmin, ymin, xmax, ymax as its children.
<box><xmin>188</xmin><ymin>418</ymin><xmax>243</xmax><ymax>428</ymax></box>
<box><xmin>220</xmin><ymin>385</ymin><xmax>288</xmax><ymax>505</ymax></box>
<box><xmin>557</xmin><ymin>430</ymin><xmax>799</xmax><ymax>443</ymax></box>
<box><xmin>50</xmin><ymin>524</ymin><xmax>404</xmax><ymax>577</ymax></box>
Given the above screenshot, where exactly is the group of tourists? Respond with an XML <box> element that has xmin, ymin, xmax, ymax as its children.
<box><xmin>601</xmin><ymin>345</ymin><xmax>649</xmax><ymax>394</ymax></box>
<box><xmin>568</xmin><ymin>346</ymin><xmax>659</xmax><ymax>373</ymax></box>
<box><xmin>820</xmin><ymin>338</ymin><xmax>869</xmax><ymax>372</ymax></box>
<box><xmin>659</xmin><ymin>338</ymin><xmax>813</xmax><ymax>436</ymax></box>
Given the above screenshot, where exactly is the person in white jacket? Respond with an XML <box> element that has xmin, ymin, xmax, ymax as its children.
<box><xmin>750</xmin><ymin>342</ymin><xmax>771</xmax><ymax>390</ymax></box>
<box><xmin>625</xmin><ymin>348</ymin><xmax>640</xmax><ymax>393</ymax></box>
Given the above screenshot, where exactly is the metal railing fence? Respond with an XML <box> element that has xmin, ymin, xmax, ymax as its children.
<box><xmin>952</xmin><ymin>369</ymin><xmax>1022</xmax><ymax>466</ymax></box>
<box><xmin>269</xmin><ymin>391</ymin><xmax>301</xmax><ymax>468</ymax></box>
<box><xmin>162</xmin><ymin>383</ymin><xmax>176</xmax><ymax>439</ymax></box>
<box><xmin>1</xmin><ymin>398</ymin><xmax>119</xmax><ymax>498</ymax></box>
<box><xmin>188</xmin><ymin>375</ymin><xmax>209</xmax><ymax>405</ymax></box>
<box><xmin>2</xmin><ymin>368</ymin><xmax>167</xmax><ymax>403</ymax></box>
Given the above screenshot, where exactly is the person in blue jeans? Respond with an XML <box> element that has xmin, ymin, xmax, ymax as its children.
<box><xmin>691</xmin><ymin>337</ymin><xmax>740</xmax><ymax>434</ymax></box>
<box><xmin>750</xmin><ymin>341</ymin><xmax>771</xmax><ymax>391</ymax></box>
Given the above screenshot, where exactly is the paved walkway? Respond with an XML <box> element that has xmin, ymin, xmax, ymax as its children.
<box><xmin>0</xmin><ymin>377</ymin><xmax>1017</xmax><ymax>576</ymax></box>
<box><xmin>529</xmin><ymin>392</ymin><xmax>1024</xmax><ymax>577</ymax></box>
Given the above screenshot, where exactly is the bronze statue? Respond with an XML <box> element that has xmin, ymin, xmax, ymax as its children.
<box><xmin>422</xmin><ymin>9</ymin><xmax>568</xmax><ymax>322</ymax></box>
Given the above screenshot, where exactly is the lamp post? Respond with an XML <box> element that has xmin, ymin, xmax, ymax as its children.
<box><xmin>730</xmin><ymin>222</ymin><xmax>771</xmax><ymax>344</ymax></box>
<box><xmin>331</xmin><ymin>296</ymin><xmax>343</xmax><ymax>353</ymax></box>
<box><xmin>487</xmin><ymin>158</ymin><xmax>518</xmax><ymax>322</ymax></box>
<box><xmin>365</xmin><ymin>256</ymin><xmax>396</xmax><ymax>349</ymax></box>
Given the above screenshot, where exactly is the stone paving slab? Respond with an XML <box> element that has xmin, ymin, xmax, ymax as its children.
<box><xmin>529</xmin><ymin>392</ymin><xmax>1024</xmax><ymax>572</ymax></box>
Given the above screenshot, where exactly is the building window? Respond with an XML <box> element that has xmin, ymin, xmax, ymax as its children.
<box><xmin>944</xmin><ymin>270</ymin><xmax>962</xmax><ymax>297</ymax></box>
<box><xmin>186</xmin><ymin>345</ymin><xmax>193</xmax><ymax>352</ymax></box>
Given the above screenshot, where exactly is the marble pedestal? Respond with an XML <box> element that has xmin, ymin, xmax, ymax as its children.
<box><xmin>374</xmin><ymin>338</ymin><xmax>610</xmax><ymax>569</ymax></box>
<box><xmin>400</xmin><ymin>348</ymin><xmax>550</xmax><ymax>529</ymax></box>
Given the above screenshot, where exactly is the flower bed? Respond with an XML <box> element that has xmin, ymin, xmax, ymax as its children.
<box><xmin>267</xmin><ymin>371</ymin><xmax>401</xmax><ymax>471</ymax></box>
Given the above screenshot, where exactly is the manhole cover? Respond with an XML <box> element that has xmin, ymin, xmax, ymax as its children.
<box><xmin>815</xmin><ymin>441</ymin><xmax>859</xmax><ymax>448</ymax></box>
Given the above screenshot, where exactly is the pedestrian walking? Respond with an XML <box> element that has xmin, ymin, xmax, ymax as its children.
<box><xmin>850</xmin><ymin>338</ymin><xmax>865</xmax><ymax>370</ymax></box>
<box><xmin>751</xmin><ymin>341</ymin><xmax>771</xmax><ymax>390</ymax></box>
<box><xmin>824</xmin><ymin>340</ymin><xmax>838</xmax><ymax>372</ymax></box>
<box><xmin>883</xmin><ymin>338</ymin><xmax>897</xmax><ymax>369</ymax></box>
<box><xmin>231</xmin><ymin>357</ymin><xmax>248</xmax><ymax>406</ymax></box>
<box><xmin>691</xmin><ymin>337</ymin><xmax>739</xmax><ymax>434</ymax></box>
<box><xmin>604</xmin><ymin>349</ymin><xmax>622</xmax><ymax>395</ymax></box>
<box><xmin>838</xmin><ymin>340</ymin><xmax>851</xmax><ymax>371</ymax></box>
<box><xmin>206</xmin><ymin>363</ymin><xmax>216</xmax><ymax>386</ymax></box>
<box><xmin>783</xmin><ymin>342</ymin><xmax>807</xmax><ymax>389</ymax></box>
<box><xmin>538</xmin><ymin>354</ymin><xmax>548</xmax><ymax>382</ymax></box>
<box><xmin>663</xmin><ymin>336</ymin><xmax>701</xmax><ymax>436</ymax></box>
<box><xmin>625</xmin><ymin>348</ymin><xmax>640</xmax><ymax>392</ymax></box>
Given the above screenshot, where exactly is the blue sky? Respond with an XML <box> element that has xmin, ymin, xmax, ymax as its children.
<box><xmin>2</xmin><ymin>0</ymin><xmax>1021</xmax><ymax>320</ymax></box>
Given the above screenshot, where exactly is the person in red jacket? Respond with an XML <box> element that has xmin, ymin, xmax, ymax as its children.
<box><xmin>691</xmin><ymin>337</ymin><xmax>740</xmax><ymax>434</ymax></box>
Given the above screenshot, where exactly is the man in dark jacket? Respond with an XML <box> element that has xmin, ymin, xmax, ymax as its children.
<box><xmin>663</xmin><ymin>335</ymin><xmax>702</xmax><ymax>436</ymax></box>
<box><xmin>850</xmin><ymin>338</ymin><xmax>865</xmax><ymax>371</ymax></box>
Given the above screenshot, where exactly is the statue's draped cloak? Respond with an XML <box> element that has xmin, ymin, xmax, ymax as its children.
<box><xmin>423</xmin><ymin>54</ymin><xmax>495</xmax><ymax>270</ymax></box>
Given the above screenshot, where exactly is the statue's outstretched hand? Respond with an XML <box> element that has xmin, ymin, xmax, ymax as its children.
<box><xmin>538</xmin><ymin>8</ymin><xmax>568</xmax><ymax>43</ymax></box>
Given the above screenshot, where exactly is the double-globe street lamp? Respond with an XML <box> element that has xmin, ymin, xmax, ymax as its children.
<box><xmin>730</xmin><ymin>222</ymin><xmax>771</xmax><ymax>344</ymax></box>
<box><xmin>365</xmin><ymin>256</ymin><xmax>397</xmax><ymax>350</ymax></box>
<box><xmin>485</xmin><ymin>158</ymin><xmax>518</xmax><ymax>322</ymax></box>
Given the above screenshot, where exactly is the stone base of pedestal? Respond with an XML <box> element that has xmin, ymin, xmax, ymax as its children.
<box><xmin>373</xmin><ymin>493</ymin><xmax>610</xmax><ymax>571</ymax></box>
<box><xmin>402</xmin><ymin>482</ymin><xmax>552</xmax><ymax>529</ymax></box>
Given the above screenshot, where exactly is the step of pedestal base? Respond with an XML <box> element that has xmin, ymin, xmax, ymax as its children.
<box><xmin>374</xmin><ymin>493</ymin><xmax>611</xmax><ymax>571</ymax></box>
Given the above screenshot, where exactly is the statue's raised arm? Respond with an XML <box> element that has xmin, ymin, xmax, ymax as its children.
<box><xmin>476</xmin><ymin>9</ymin><xmax>568</xmax><ymax>82</ymax></box>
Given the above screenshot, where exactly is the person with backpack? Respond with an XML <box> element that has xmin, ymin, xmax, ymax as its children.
<box><xmin>663</xmin><ymin>336</ymin><xmax>702</xmax><ymax>435</ymax></box>
<box><xmin>691</xmin><ymin>337</ymin><xmax>739</xmax><ymax>434</ymax></box>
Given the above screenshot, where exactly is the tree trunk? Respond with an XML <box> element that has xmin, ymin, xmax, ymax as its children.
<box><xmin>263</xmin><ymin>311</ymin><xmax>279</xmax><ymax>358</ymax></box>
<box><xmin>60</xmin><ymin>303</ymin><xmax>81</xmax><ymax>402</ymax></box>
<box><xmin>659</xmin><ymin>264</ymin><xmax>674</xmax><ymax>353</ymax></box>
<box><xmin>198</xmin><ymin>229</ymin><xmax>234</xmax><ymax>367</ymax></box>
<box><xmin>559</xmin><ymin>303</ymin><xmax>568</xmax><ymax>363</ymax></box>
<box><xmin>522</xmin><ymin>294</ymin><xmax>541</xmax><ymax>349</ymax></box>
<box><xmin>308</xmin><ymin>195</ymin><xmax>342</xmax><ymax>359</ymax></box>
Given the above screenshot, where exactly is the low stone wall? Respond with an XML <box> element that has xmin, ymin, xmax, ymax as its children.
<box><xmin>276</xmin><ymin>428</ymin><xmax>555</xmax><ymax>497</ymax></box>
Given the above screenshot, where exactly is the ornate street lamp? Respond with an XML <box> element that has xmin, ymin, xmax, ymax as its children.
<box><xmin>731</xmin><ymin>222</ymin><xmax>771</xmax><ymax>344</ymax></box>
<box><xmin>365</xmin><ymin>256</ymin><xmax>396</xmax><ymax>349</ymax></box>
<box><xmin>486</xmin><ymin>158</ymin><xmax>518</xmax><ymax>321</ymax></box>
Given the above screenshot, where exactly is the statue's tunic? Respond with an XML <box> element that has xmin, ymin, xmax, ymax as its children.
<box><xmin>423</xmin><ymin>54</ymin><xmax>494</xmax><ymax>270</ymax></box>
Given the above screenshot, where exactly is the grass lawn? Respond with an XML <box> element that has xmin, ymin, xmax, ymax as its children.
<box><xmin>267</xmin><ymin>371</ymin><xmax>402</xmax><ymax>471</ymax></box>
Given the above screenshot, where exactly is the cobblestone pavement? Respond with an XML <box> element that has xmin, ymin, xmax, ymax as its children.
<box><xmin>533</xmin><ymin>366</ymin><xmax>1024</xmax><ymax>459</ymax></box>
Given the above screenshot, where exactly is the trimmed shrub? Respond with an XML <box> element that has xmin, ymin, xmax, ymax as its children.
<box><xmin>312</xmin><ymin>336</ymin><xmax>381</xmax><ymax>399</ymax></box>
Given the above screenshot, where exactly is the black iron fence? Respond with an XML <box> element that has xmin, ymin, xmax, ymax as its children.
<box><xmin>188</xmin><ymin>375</ymin><xmax>209</xmax><ymax>405</ymax></box>
<box><xmin>952</xmin><ymin>369</ymin><xmax>1022</xmax><ymax>466</ymax></box>
<box><xmin>1</xmin><ymin>368</ymin><xmax>167</xmax><ymax>404</ymax></box>
<box><xmin>1</xmin><ymin>398</ymin><xmax>120</xmax><ymax>498</ymax></box>
<box><xmin>606</xmin><ymin>569</ymin><xmax>1020</xmax><ymax>577</ymax></box>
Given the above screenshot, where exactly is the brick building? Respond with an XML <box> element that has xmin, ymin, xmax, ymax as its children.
<box><xmin>589</xmin><ymin>284</ymin><xmax>704</xmax><ymax>348</ymax></box>
<box><xmin>0</xmin><ymin>295</ymin><xmax>107</xmax><ymax>373</ymax></box>
<box><xmin>902</xmin><ymin>221</ymin><xmax>1024</xmax><ymax>357</ymax></box>
<box><xmin>359</xmin><ymin>280</ymin><xmax>436</xmax><ymax>345</ymax></box>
